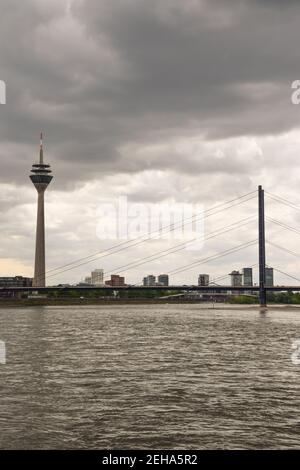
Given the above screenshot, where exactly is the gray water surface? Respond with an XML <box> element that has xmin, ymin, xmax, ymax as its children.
<box><xmin>0</xmin><ymin>304</ymin><xmax>300</xmax><ymax>449</ymax></box>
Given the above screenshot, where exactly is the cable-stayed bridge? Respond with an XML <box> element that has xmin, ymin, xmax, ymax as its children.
<box><xmin>2</xmin><ymin>186</ymin><xmax>300</xmax><ymax>306</ymax></box>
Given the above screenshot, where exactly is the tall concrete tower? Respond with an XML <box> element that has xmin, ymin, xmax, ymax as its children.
<box><xmin>30</xmin><ymin>134</ymin><xmax>53</xmax><ymax>287</ymax></box>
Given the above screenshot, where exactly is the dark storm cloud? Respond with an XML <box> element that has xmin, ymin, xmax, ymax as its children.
<box><xmin>0</xmin><ymin>0</ymin><xmax>300</xmax><ymax>188</ymax></box>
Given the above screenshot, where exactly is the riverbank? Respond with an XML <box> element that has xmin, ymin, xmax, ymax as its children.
<box><xmin>1</xmin><ymin>298</ymin><xmax>300</xmax><ymax>309</ymax></box>
<box><xmin>0</xmin><ymin>298</ymin><xmax>215</xmax><ymax>307</ymax></box>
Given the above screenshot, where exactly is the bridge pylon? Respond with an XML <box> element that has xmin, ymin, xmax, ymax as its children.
<box><xmin>258</xmin><ymin>185</ymin><xmax>267</xmax><ymax>306</ymax></box>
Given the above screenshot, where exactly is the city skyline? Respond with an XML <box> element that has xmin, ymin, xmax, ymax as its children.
<box><xmin>38</xmin><ymin>265</ymin><xmax>274</xmax><ymax>288</ymax></box>
<box><xmin>1</xmin><ymin>1</ymin><xmax>300</xmax><ymax>285</ymax></box>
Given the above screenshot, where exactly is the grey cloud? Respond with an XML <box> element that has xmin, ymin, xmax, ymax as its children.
<box><xmin>1</xmin><ymin>0</ymin><xmax>300</xmax><ymax>283</ymax></box>
<box><xmin>0</xmin><ymin>0</ymin><xmax>300</xmax><ymax>188</ymax></box>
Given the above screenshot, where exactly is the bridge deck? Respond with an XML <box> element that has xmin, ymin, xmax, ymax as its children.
<box><xmin>1</xmin><ymin>285</ymin><xmax>299</xmax><ymax>293</ymax></box>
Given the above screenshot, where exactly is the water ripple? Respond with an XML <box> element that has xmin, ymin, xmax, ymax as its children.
<box><xmin>0</xmin><ymin>305</ymin><xmax>300</xmax><ymax>449</ymax></box>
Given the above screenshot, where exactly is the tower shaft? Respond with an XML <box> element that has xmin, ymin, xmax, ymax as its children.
<box><xmin>33</xmin><ymin>191</ymin><xmax>45</xmax><ymax>287</ymax></box>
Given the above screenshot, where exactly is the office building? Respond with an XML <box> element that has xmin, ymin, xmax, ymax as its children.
<box><xmin>243</xmin><ymin>268</ymin><xmax>253</xmax><ymax>287</ymax></box>
<box><xmin>105</xmin><ymin>275</ymin><xmax>125</xmax><ymax>287</ymax></box>
<box><xmin>198</xmin><ymin>274</ymin><xmax>209</xmax><ymax>286</ymax></box>
<box><xmin>230</xmin><ymin>270</ymin><xmax>243</xmax><ymax>287</ymax></box>
<box><xmin>143</xmin><ymin>275</ymin><xmax>156</xmax><ymax>287</ymax></box>
<box><xmin>158</xmin><ymin>274</ymin><xmax>169</xmax><ymax>287</ymax></box>
<box><xmin>265</xmin><ymin>267</ymin><xmax>274</xmax><ymax>287</ymax></box>
<box><xmin>91</xmin><ymin>269</ymin><xmax>104</xmax><ymax>286</ymax></box>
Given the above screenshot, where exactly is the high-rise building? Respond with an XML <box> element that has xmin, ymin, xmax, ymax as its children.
<box><xmin>243</xmin><ymin>268</ymin><xmax>253</xmax><ymax>286</ymax></box>
<box><xmin>158</xmin><ymin>274</ymin><xmax>169</xmax><ymax>286</ymax></box>
<box><xmin>198</xmin><ymin>274</ymin><xmax>209</xmax><ymax>286</ymax></box>
<box><xmin>230</xmin><ymin>270</ymin><xmax>243</xmax><ymax>287</ymax></box>
<box><xmin>84</xmin><ymin>276</ymin><xmax>92</xmax><ymax>285</ymax></box>
<box><xmin>30</xmin><ymin>134</ymin><xmax>53</xmax><ymax>287</ymax></box>
<box><xmin>143</xmin><ymin>275</ymin><xmax>156</xmax><ymax>286</ymax></box>
<box><xmin>91</xmin><ymin>269</ymin><xmax>104</xmax><ymax>286</ymax></box>
<box><xmin>265</xmin><ymin>267</ymin><xmax>274</xmax><ymax>287</ymax></box>
<box><xmin>105</xmin><ymin>275</ymin><xmax>125</xmax><ymax>287</ymax></box>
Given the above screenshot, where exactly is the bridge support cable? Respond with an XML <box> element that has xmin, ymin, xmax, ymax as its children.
<box><xmin>266</xmin><ymin>217</ymin><xmax>300</xmax><ymax>237</ymax></box>
<box><xmin>265</xmin><ymin>191</ymin><xmax>300</xmax><ymax>212</ymax></box>
<box><xmin>266</xmin><ymin>241</ymin><xmax>300</xmax><ymax>259</ymax></box>
<box><xmin>45</xmin><ymin>217</ymin><xmax>256</xmax><ymax>283</ymax></box>
<box><xmin>97</xmin><ymin>217</ymin><xmax>257</xmax><ymax>283</ymax></box>
<box><xmin>272</xmin><ymin>267</ymin><xmax>300</xmax><ymax>284</ymax></box>
<box><xmin>128</xmin><ymin>239</ymin><xmax>257</xmax><ymax>286</ymax></box>
<box><xmin>42</xmin><ymin>195</ymin><xmax>257</xmax><ymax>282</ymax></box>
<box><xmin>45</xmin><ymin>191</ymin><xmax>256</xmax><ymax>277</ymax></box>
<box><xmin>167</xmin><ymin>239</ymin><xmax>257</xmax><ymax>277</ymax></box>
<box><xmin>53</xmin><ymin>219</ymin><xmax>257</xmax><ymax>285</ymax></box>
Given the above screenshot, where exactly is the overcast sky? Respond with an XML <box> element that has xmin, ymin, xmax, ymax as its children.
<box><xmin>1</xmin><ymin>0</ymin><xmax>300</xmax><ymax>285</ymax></box>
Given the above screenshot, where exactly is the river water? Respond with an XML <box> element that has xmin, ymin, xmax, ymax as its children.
<box><xmin>0</xmin><ymin>304</ymin><xmax>299</xmax><ymax>449</ymax></box>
